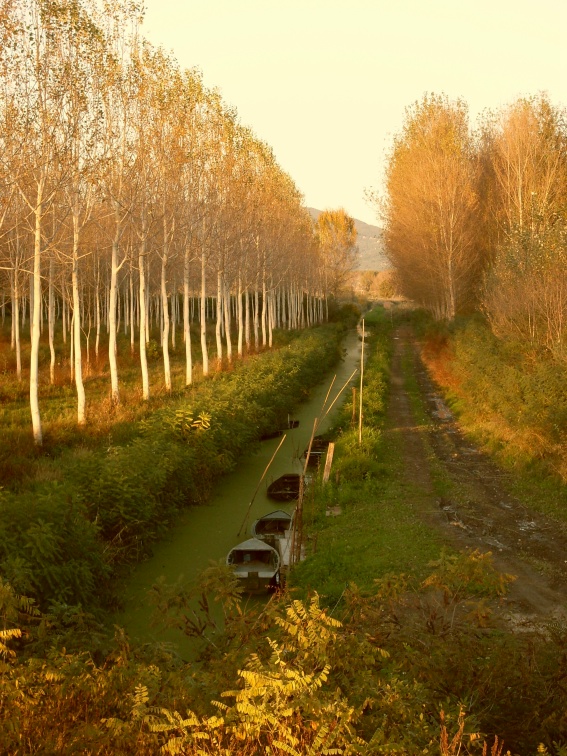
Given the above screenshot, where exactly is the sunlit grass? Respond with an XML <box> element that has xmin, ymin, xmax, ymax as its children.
<box><xmin>0</xmin><ymin>318</ymin><xmax>297</xmax><ymax>487</ymax></box>
<box><xmin>290</xmin><ymin>313</ymin><xmax>446</xmax><ymax>602</ymax></box>
<box><xmin>291</xmin><ymin>434</ymin><xmax>444</xmax><ymax>604</ymax></box>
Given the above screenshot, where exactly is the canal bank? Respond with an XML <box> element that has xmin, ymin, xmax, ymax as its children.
<box><xmin>115</xmin><ymin>329</ymin><xmax>362</xmax><ymax>654</ymax></box>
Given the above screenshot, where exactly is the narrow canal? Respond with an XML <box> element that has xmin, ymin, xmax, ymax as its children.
<box><xmin>116</xmin><ymin>330</ymin><xmax>362</xmax><ymax>655</ymax></box>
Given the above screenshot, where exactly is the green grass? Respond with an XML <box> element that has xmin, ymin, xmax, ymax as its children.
<box><xmin>411</xmin><ymin>311</ymin><xmax>567</xmax><ymax>524</ymax></box>
<box><xmin>290</xmin><ymin>312</ymin><xmax>445</xmax><ymax>602</ymax></box>
<box><xmin>291</xmin><ymin>437</ymin><xmax>444</xmax><ymax>603</ymax></box>
<box><xmin>0</xmin><ymin>320</ymin><xmax>301</xmax><ymax>487</ymax></box>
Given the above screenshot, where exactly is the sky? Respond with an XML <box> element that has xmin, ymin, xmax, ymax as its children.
<box><xmin>141</xmin><ymin>0</ymin><xmax>567</xmax><ymax>227</ymax></box>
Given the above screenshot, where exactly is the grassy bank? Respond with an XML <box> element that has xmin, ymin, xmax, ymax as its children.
<box><xmin>417</xmin><ymin>313</ymin><xmax>567</xmax><ymax>521</ymax></box>
<box><xmin>290</xmin><ymin>307</ymin><xmax>445</xmax><ymax>602</ymax></box>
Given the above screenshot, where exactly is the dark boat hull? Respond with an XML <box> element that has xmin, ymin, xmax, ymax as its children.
<box><xmin>259</xmin><ymin>429</ymin><xmax>284</xmax><ymax>441</ymax></box>
<box><xmin>267</xmin><ymin>474</ymin><xmax>301</xmax><ymax>502</ymax></box>
<box><xmin>303</xmin><ymin>436</ymin><xmax>329</xmax><ymax>466</ymax></box>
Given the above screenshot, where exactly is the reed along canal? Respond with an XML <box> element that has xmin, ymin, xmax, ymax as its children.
<box><xmin>116</xmin><ymin>330</ymin><xmax>362</xmax><ymax>655</ymax></box>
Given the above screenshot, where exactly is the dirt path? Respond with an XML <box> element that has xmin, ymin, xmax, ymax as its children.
<box><xmin>387</xmin><ymin>325</ymin><xmax>567</xmax><ymax>628</ymax></box>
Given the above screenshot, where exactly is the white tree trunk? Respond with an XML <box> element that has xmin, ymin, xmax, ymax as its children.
<box><xmin>237</xmin><ymin>274</ymin><xmax>243</xmax><ymax>357</ymax></box>
<box><xmin>161</xmin><ymin>250</ymin><xmax>171</xmax><ymax>392</ymax></box>
<box><xmin>62</xmin><ymin>290</ymin><xmax>67</xmax><ymax>345</ymax></box>
<box><xmin>71</xmin><ymin>213</ymin><xmax>86</xmax><ymax>425</ymax></box>
<box><xmin>261</xmin><ymin>264</ymin><xmax>267</xmax><ymax>347</ymax></box>
<box><xmin>183</xmin><ymin>245</ymin><xmax>192</xmax><ymax>385</ymax></box>
<box><xmin>171</xmin><ymin>273</ymin><xmax>176</xmax><ymax>351</ymax></box>
<box><xmin>245</xmin><ymin>287</ymin><xmax>250</xmax><ymax>351</ymax></box>
<box><xmin>10</xmin><ymin>275</ymin><xmax>15</xmax><ymax>349</ymax></box>
<box><xmin>268</xmin><ymin>289</ymin><xmax>273</xmax><ymax>347</ymax></box>
<box><xmin>95</xmin><ymin>269</ymin><xmax>100</xmax><ymax>360</ymax></box>
<box><xmin>108</xmin><ymin>234</ymin><xmax>120</xmax><ymax>404</ymax></box>
<box><xmin>223</xmin><ymin>278</ymin><xmax>232</xmax><ymax>362</ymax></box>
<box><xmin>200</xmin><ymin>250</ymin><xmax>209</xmax><ymax>375</ymax></box>
<box><xmin>28</xmin><ymin>273</ymin><xmax>33</xmax><ymax>339</ymax></box>
<box><xmin>11</xmin><ymin>270</ymin><xmax>21</xmax><ymax>380</ymax></box>
<box><xmin>48</xmin><ymin>258</ymin><xmax>55</xmax><ymax>384</ymax></box>
<box><xmin>253</xmin><ymin>288</ymin><xmax>259</xmax><ymax>350</ymax></box>
<box><xmin>130</xmin><ymin>267</ymin><xmax>135</xmax><ymax>355</ymax></box>
<box><xmin>139</xmin><ymin>237</ymin><xmax>150</xmax><ymax>400</ymax></box>
<box><xmin>215</xmin><ymin>269</ymin><xmax>223</xmax><ymax>366</ymax></box>
<box><xmin>70</xmin><ymin>309</ymin><xmax>74</xmax><ymax>382</ymax></box>
<box><xmin>30</xmin><ymin>192</ymin><xmax>43</xmax><ymax>446</ymax></box>
<box><xmin>116</xmin><ymin>281</ymin><xmax>121</xmax><ymax>334</ymax></box>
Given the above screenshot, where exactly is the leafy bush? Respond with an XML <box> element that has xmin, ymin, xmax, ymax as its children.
<box><xmin>0</xmin><ymin>486</ymin><xmax>108</xmax><ymax>606</ymax></box>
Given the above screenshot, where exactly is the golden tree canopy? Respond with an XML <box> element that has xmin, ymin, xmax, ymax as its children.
<box><xmin>315</xmin><ymin>208</ymin><xmax>358</xmax><ymax>297</ymax></box>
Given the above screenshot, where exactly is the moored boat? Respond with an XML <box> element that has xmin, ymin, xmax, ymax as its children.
<box><xmin>252</xmin><ymin>509</ymin><xmax>293</xmax><ymax>539</ymax></box>
<box><xmin>226</xmin><ymin>537</ymin><xmax>280</xmax><ymax>592</ymax></box>
<box><xmin>259</xmin><ymin>429</ymin><xmax>284</xmax><ymax>441</ymax></box>
<box><xmin>302</xmin><ymin>435</ymin><xmax>329</xmax><ymax>466</ymax></box>
<box><xmin>267</xmin><ymin>474</ymin><xmax>301</xmax><ymax>502</ymax></box>
<box><xmin>259</xmin><ymin>418</ymin><xmax>299</xmax><ymax>441</ymax></box>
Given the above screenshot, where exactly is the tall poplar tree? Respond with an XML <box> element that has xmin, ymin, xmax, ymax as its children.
<box><xmin>314</xmin><ymin>208</ymin><xmax>358</xmax><ymax>298</ymax></box>
<box><xmin>383</xmin><ymin>94</ymin><xmax>482</xmax><ymax>319</ymax></box>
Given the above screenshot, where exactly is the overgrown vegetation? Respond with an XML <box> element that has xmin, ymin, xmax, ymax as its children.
<box><xmin>2</xmin><ymin>308</ymin><xmax>567</xmax><ymax>754</ymax></box>
<box><xmin>0</xmin><ymin>324</ymin><xmax>344</xmax><ymax>613</ymax></box>
<box><xmin>420</xmin><ymin>313</ymin><xmax>567</xmax><ymax>497</ymax></box>
<box><xmin>4</xmin><ymin>551</ymin><xmax>566</xmax><ymax>755</ymax></box>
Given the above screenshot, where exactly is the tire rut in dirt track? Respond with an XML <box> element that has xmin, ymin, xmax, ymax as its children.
<box><xmin>387</xmin><ymin>325</ymin><xmax>567</xmax><ymax>627</ymax></box>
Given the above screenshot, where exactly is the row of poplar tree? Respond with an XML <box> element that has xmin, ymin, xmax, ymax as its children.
<box><xmin>381</xmin><ymin>92</ymin><xmax>567</xmax><ymax>358</ymax></box>
<box><xmin>0</xmin><ymin>0</ymin><xmax>345</xmax><ymax>446</ymax></box>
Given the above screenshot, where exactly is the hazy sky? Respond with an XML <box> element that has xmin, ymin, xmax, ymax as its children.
<box><xmin>141</xmin><ymin>0</ymin><xmax>566</xmax><ymax>226</ymax></box>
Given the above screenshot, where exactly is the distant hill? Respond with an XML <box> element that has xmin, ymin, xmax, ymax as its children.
<box><xmin>306</xmin><ymin>208</ymin><xmax>389</xmax><ymax>271</ymax></box>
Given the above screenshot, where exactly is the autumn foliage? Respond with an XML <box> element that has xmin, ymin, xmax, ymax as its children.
<box><xmin>380</xmin><ymin>93</ymin><xmax>567</xmax><ymax>360</ymax></box>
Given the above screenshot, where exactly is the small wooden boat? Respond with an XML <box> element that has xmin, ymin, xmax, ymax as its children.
<box><xmin>302</xmin><ymin>436</ymin><xmax>329</xmax><ymax>466</ymax></box>
<box><xmin>252</xmin><ymin>509</ymin><xmax>294</xmax><ymax>568</ymax></box>
<box><xmin>259</xmin><ymin>419</ymin><xmax>298</xmax><ymax>440</ymax></box>
<box><xmin>267</xmin><ymin>474</ymin><xmax>301</xmax><ymax>502</ymax></box>
<box><xmin>259</xmin><ymin>429</ymin><xmax>284</xmax><ymax>441</ymax></box>
<box><xmin>226</xmin><ymin>537</ymin><xmax>280</xmax><ymax>592</ymax></box>
<box><xmin>252</xmin><ymin>509</ymin><xmax>293</xmax><ymax>539</ymax></box>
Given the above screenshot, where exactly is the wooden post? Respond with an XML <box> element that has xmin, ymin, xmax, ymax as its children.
<box><xmin>291</xmin><ymin>475</ymin><xmax>305</xmax><ymax>565</ymax></box>
<box><xmin>322</xmin><ymin>442</ymin><xmax>335</xmax><ymax>483</ymax></box>
<box><xmin>359</xmin><ymin>319</ymin><xmax>365</xmax><ymax>445</ymax></box>
<box><xmin>236</xmin><ymin>433</ymin><xmax>287</xmax><ymax>537</ymax></box>
<box><xmin>351</xmin><ymin>386</ymin><xmax>357</xmax><ymax>426</ymax></box>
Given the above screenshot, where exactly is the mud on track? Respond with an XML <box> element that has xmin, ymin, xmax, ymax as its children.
<box><xmin>387</xmin><ymin>326</ymin><xmax>567</xmax><ymax>629</ymax></box>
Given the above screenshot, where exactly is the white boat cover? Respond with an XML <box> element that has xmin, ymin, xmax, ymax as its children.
<box><xmin>231</xmin><ymin>537</ymin><xmax>277</xmax><ymax>552</ymax></box>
